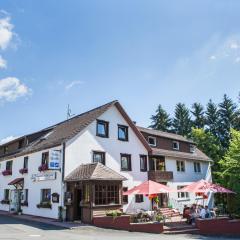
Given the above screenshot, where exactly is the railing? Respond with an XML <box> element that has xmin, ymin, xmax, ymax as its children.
<box><xmin>168</xmin><ymin>198</ymin><xmax>186</xmax><ymax>214</ymax></box>
<box><xmin>148</xmin><ymin>170</ymin><xmax>173</xmax><ymax>182</ymax></box>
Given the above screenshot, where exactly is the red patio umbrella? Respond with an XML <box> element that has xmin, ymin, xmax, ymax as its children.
<box><xmin>179</xmin><ymin>179</ymin><xmax>235</xmax><ymax>194</ymax></box>
<box><xmin>123</xmin><ymin>180</ymin><xmax>174</xmax><ymax>195</ymax></box>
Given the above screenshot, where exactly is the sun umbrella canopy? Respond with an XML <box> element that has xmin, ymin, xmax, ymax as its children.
<box><xmin>179</xmin><ymin>179</ymin><xmax>235</xmax><ymax>194</ymax></box>
<box><xmin>123</xmin><ymin>180</ymin><xmax>174</xmax><ymax>195</ymax></box>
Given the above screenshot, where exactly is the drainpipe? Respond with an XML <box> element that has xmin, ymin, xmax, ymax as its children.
<box><xmin>61</xmin><ymin>142</ymin><xmax>66</xmax><ymax>220</ymax></box>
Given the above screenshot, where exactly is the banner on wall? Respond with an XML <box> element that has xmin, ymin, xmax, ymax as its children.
<box><xmin>48</xmin><ymin>150</ymin><xmax>61</xmax><ymax>170</ymax></box>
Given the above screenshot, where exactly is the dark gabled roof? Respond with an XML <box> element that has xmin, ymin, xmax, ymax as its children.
<box><xmin>138</xmin><ymin>126</ymin><xmax>212</xmax><ymax>162</ymax></box>
<box><xmin>151</xmin><ymin>148</ymin><xmax>212</xmax><ymax>162</ymax></box>
<box><xmin>65</xmin><ymin>163</ymin><xmax>127</xmax><ymax>181</ymax></box>
<box><xmin>0</xmin><ymin>100</ymin><xmax>151</xmax><ymax>161</ymax></box>
<box><xmin>137</xmin><ymin>126</ymin><xmax>194</xmax><ymax>143</ymax></box>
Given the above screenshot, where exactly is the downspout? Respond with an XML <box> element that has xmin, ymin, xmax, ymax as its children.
<box><xmin>61</xmin><ymin>142</ymin><xmax>66</xmax><ymax>220</ymax></box>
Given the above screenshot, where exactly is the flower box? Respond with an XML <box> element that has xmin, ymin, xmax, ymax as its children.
<box><xmin>36</xmin><ymin>202</ymin><xmax>52</xmax><ymax>209</ymax></box>
<box><xmin>19</xmin><ymin>168</ymin><xmax>28</xmax><ymax>174</ymax></box>
<box><xmin>1</xmin><ymin>199</ymin><xmax>10</xmax><ymax>204</ymax></box>
<box><xmin>38</xmin><ymin>164</ymin><xmax>48</xmax><ymax>172</ymax></box>
<box><xmin>2</xmin><ymin>170</ymin><xmax>12</xmax><ymax>176</ymax></box>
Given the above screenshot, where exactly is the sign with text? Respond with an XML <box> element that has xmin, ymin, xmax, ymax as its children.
<box><xmin>48</xmin><ymin>150</ymin><xmax>61</xmax><ymax>170</ymax></box>
<box><xmin>31</xmin><ymin>172</ymin><xmax>56</xmax><ymax>182</ymax></box>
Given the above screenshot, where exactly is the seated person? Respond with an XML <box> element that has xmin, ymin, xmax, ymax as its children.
<box><xmin>204</xmin><ymin>206</ymin><xmax>211</xmax><ymax>218</ymax></box>
<box><xmin>200</xmin><ymin>206</ymin><xmax>206</xmax><ymax>219</ymax></box>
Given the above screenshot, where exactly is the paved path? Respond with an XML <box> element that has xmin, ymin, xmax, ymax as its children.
<box><xmin>0</xmin><ymin>214</ymin><xmax>235</xmax><ymax>240</ymax></box>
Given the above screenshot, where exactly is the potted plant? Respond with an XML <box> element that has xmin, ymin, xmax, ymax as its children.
<box><xmin>18</xmin><ymin>209</ymin><xmax>23</xmax><ymax>215</ymax></box>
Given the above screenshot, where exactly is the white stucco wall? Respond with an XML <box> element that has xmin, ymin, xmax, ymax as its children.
<box><xmin>64</xmin><ymin>105</ymin><xmax>150</xmax><ymax>212</ymax></box>
<box><xmin>165</xmin><ymin>158</ymin><xmax>212</xmax><ymax>212</ymax></box>
<box><xmin>0</xmin><ymin>146</ymin><xmax>63</xmax><ymax>219</ymax></box>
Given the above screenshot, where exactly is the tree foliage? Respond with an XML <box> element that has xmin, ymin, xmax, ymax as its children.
<box><xmin>205</xmin><ymin>99</ymin><xmax>220</xmax><ymax>137</ymax></box>
<box><xmin>218</xmin><ymin>94</ymin><xmax>238</xmax><ymax>150</ymax></box>
<box><xmin>191</xmin><ymin>103</ymin><xmax>205</xmax><ymax>129</ymax></box>
<box><xmin>219</xmin><ymin>129</ymin><xmax>240</xmax><ymax>213</ymax></box>
<box><xmin>172</xmin><ymin>103</ymin><xmax>192</xmax><ymax>136</ymax></box>
<box><xmin>149</xmin><ymin>105</ymin><xmax>172</xmax><ymax>131</ymax></box>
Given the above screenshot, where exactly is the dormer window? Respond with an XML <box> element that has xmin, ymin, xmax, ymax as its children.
<box><xmin>96</xmin><ymin>120</ymin><xmax>109</xmax><ymax>138</ymax></box>
<box><xmin>148</xmin><ymin>136</ymin><xmax>156</xmax><ymax>147</ymax></box>
<box><xmin>172</xmin><ymin>141</ymin><xmax>179</xmax><ymax>150</ymax></box>
<box><xmin>18</xmin><ymin>139</ymin><xmax>24</xmax><ymax>149</ymax></box>
<box><xmin>190</xmin><ymin>144</ymin><xmax>195</xmax><ymax>153</ymax></box>
<box><xmin>3</xmin><ymin>146</ymin><xmax>8</xmax><ymax>154</ymax></box>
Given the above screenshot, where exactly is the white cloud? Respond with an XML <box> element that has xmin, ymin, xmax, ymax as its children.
<box><xmin>209</xmin><ymin>55</ymin><xmax>216</xmax><ymax>60</ymax></box>
<box><xmin>229</xmin><ymin>42</ymin><xmax>240</xmax><ymax>49</ymax></box>
<box><xmin>235</xmin><ymin>57</ymin><xmax>240</xmax><ymax>63</ymax></box>
<box><xmin>0</xmin><ymin>77</ymin><xmax>31</xmax><ymax>102</ymax></box>
<box><xmin>0</xmin><ymin>136</ymin><xmax>18</xmax><ymax>145</ymax></box>
<box><xmin>65</xmin><ymin>80</ymin><xmax>84</xmax><ymax>90</ymax></box>
<box><xmin>0</xmin><ymin>55</ymin><xmax>7</xmax><ymax>68</ymax></box>
<box><xmin>0</xmin><ymin>13</ymin><xmax>13</xmax><ymax>50</ymax></box>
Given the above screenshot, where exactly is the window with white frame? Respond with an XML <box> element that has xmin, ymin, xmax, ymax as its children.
<box><xmin>177</xmin><ymin>186</ymin><xmax>189</xmax><ymax>199</ymax></box>
<box><xmin>176</xmin><ymin>160</ymin><xmax>185</xmax><ymax>172</ymax></box>
<box><xmin>190</xmin><ymin>144</ymin><xmax>195</xmax><ymax>153</ymax></box>
<box><xmin>194</xmin><ymin>162</ymin><xmax>201</xmax><ymax>173</ymax></box>
<box><xmin>148</xmin><ymin>136</ymin><xmax>156</xmax><ymax>146</ymax></box>
<box><xmin>172</xmin><ymin>141</ymin><xmax>180</xmax><ymax>150</ymax></box>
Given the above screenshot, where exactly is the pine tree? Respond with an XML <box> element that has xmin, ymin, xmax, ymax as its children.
<box><xmin>218</xmin><ymin>94</ymin><xmax>238</xmax><ymax>149</ymax></box>
<box><xmin>191</xmin><ymin>102</ymin><xmax>205</xmax><ymax>129</ymax></box>
<box><xmin>172</xmin><ymin>103</ymin><xmax>192</xmax><ymax>136</ymax></box>
<box><xmin>205</xmin><ymin>99</ymin><xmax>220</xmax><ymax>137</ymax></box>
<box><xmin>149</xmin><ymin>105</ymin><xmax>172</xmax><ymax>131</ymax></box>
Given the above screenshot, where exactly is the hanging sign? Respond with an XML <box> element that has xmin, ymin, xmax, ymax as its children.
<box><xmin>48</xmin><ymin>150</ymin><xmax>61</xmax><ymax>170</ymax></box>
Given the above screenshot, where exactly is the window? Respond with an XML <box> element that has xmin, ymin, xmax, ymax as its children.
<box><xmin>177</xmin><ymin>186</ymin><xmax>189</xmax><ymax>199</ymax></box>
<box><xmin>95</xmin><ymin>184</ymin><xmax>119</xmax><ymax>205</ymax></box>
<box><xmin>41</xmin><ymin>189</ymin><xmax>51</xmax><ymax>203</ymax></box>
<box><xmin>6</xmin><ymin>161</ymin><xmax>12</xmax><ymax>171</ymax></box>
<box><xmin>135</xmin><ymin>194</ymin><xmax>144</xmax><ymax>203</ymax></box>
<box><xmin>122</xmin><ymin>187</ymin><xmax>128</xmax><ymax>204</ymax></box>
<box><xmin>140</xmin><ymin>155</ymin><xmax>147</xmax><ymax>172</ymax></box>
<box><xmin>118</xmin><ymin>125</ymin><xmax>128</xmax><ymax>141</ymax></box>
<box><xmin>172</xmin><ymin>141</ymin><xmax>180</xmax><ymax>150</ymax></box>
<box><xmin>4</xmin><ymin>189</ymin><xmax>9</xmax><ymax>201</ymax></box>
<box><xmin>121</xmin><ymin>154</ymin><xmax>132</xmax><ymax>171</ymax></box>
<box><xmin>176</xmin><ymin>160</ymin><xmax>185</xmax><ymax>172</ymax></box>
<box><xmin>149</xmin><ymin>157</ymin><xmax>166</xmax><ymax>171</ymax></box>
<box><xmin>194</xmin><ymin>162</ymin><xmax>201</xmax><ymax>173</ymax></box>
<box><xmin>83</xmin><ymin>184</ymin><xmax>90</xmax><ymax>204</ymax></box>
<box><xmin>41</xmin><ymin>152</ymin><xmax>49</xmax><ymax>165</ymax></box>
<box><xmin>190</xmin><ymin>144</ymin><xmax>195</xmax><ymax>153</ymax></box>
<box><xmin>96</xmin><ymin>120</ymin><xmax>109</xmax><ymax>138</ymax></box>
<box><xmin>21</xmin><ymin>189</ymin><xmax>28</xmax><ymax>203</ymax></box>
<box><xmin>3</xmin><ymin>146</ymin><xmax>8</xmax><ymax>154</ymax></box>
<box><xmin>148</xmin><ymin>136</ymin><xmax>156</xmax><ymax>146</ymax></box>
<box><xmin>18</xmin><ymin>139</ymin><xmax>24</xmax><ymax>149</ymax></box>
<box><xmin>23</xmin><ymin>156</ymin><xmax>28</xmax><ymax>169</ymax></box>
<box><xmin>93</xmin><ymin>151</ymin><xmax>105</xmax><ymax>165</ymax></box>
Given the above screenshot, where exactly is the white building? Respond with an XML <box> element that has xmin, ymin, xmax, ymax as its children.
<box><xmin>0</xmin><ymin>100</ymin><xmax>212</xmax><ymax>222</ymax></box>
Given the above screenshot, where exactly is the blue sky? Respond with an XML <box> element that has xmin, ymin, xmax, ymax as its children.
<box><xmin>0</xmin><ymin>0</ymin><xmax>240</xmax><ymax>142</ymax></box>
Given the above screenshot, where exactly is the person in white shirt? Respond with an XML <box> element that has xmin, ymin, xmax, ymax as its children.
<box><xmin>200</xmin><ymin>206</ymin><xmax>206</xmax><ymax>218</ymax></box>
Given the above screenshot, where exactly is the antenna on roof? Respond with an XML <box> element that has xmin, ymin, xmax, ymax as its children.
<box><xmin>67</xmin><ymin>104</ymin><xmax>75</xmax><ymax>119</ymax></box>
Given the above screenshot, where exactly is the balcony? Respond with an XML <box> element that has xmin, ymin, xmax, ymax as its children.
<box><xmin>148</xmin><ymin>170</ymin><xmax>173</xmax><ymax>182</ymax></box>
